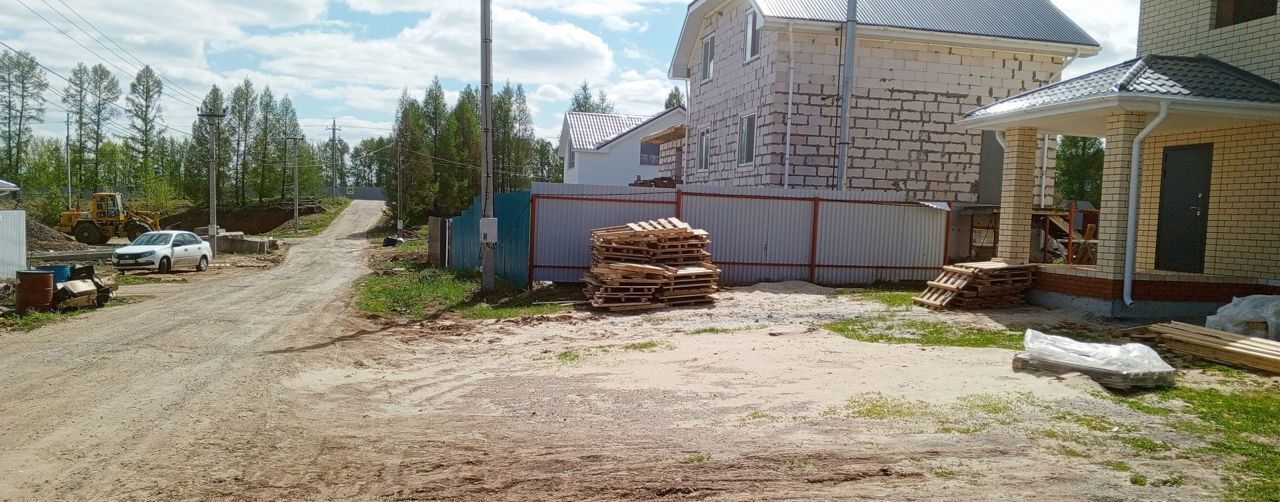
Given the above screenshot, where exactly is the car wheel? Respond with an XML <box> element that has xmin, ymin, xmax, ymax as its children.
<box><xmin>158</xmin><ymin>257</ymin><xmax>171</xmax><ymax>274</ymax></box>
<box><xmin>197</xmin><ymin>256</ymin><xmax>209</xmax><ymax>272</ymax></box>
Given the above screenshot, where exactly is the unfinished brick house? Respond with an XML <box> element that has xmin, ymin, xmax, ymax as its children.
<box><xmin>962</xmin><ymin>0</ymin><xmax>1280</xmax><ymax>318</ymax></box>
<box><xmin>665</xmin><ymin>0</ymin><xmax>1099</xmax><ymax>204</ymax></box>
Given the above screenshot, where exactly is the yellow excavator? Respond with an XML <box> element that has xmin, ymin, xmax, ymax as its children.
<box><xmin>55</xmin><ymin>192</ymin><xmax>162</xmax><ymax>245</ymax></box>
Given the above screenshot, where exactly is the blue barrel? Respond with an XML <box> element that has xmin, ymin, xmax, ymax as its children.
<box><xmin>36</xmin><ymin>264</ymin><xmax>72</xmax><ymax>284</ymax></box>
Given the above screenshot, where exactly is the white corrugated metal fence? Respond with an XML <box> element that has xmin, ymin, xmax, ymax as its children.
<box><xmin>0</xmin><ymin>210</ymin><xmax>28</xmax><ymax>280</ymax></box>
<box><xmin>530</xmin><ymin>183</ymin><xmax>948</xmax><ymax>285</ymax></box>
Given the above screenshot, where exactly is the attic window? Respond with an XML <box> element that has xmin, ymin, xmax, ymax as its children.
<box><xmin>1216</xmin><ymin>0</ymin><xmax>1277</xmax><ymax>28</ymax></box>
<box><xmin>701</xmin><ymin>36</ymin><xmax>715</xmax><ymax>81</ymax></box>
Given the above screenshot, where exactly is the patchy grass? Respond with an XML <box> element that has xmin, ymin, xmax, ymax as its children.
<box><xmin>826</xmin><ymin>316</ymin><xmax>1023</xmax><ymax>350</ymax></box>
<box><xmin>1058</xmin><ymin>411</ymin><xmax>1132</xmax><ymax>433</ymax></box>
<box><xmin>957</xmin><ymin>393</ymin><xmax>1031</xmax><ymax>415</ymax></box>
<box><xmin>1053</xmin><ymin>445</ymin><xmax>1093</xmax><ymax>459</ymax></box>
<box><xmin>1130</xmin><ymin>474</ymin><xmax>1149</xmax><ymax>486</ymax></box>
<box><xmin>459</xmin><ymin>302</ymin><xmax>565</xmax><ymax>320</ymax></box>
<box><xmin>0</xmin><ymin>296</ymin><xmax>149</xmax><ymax>332</ymax></box>
<box><xmin>680</xmin><ymin>453</ymin><xmax>711</xmax><ymax>464</ymax></box>
<box><xmin>1121</xmin><ymin>436</ymin><xmax>1173</xmax><ymax>454</ymax></box>
<box><xmin>554</xmin><ymin>349</ymin><xmax>583</xmax><ymax>364</ymax></box>
<box><xmin>621</xmin><ymin>340</ymin><xmax>663</xmax><ymax>351</ymax></box>
<box><xmin>741</xmin><ymin>410</ymin><xmax>777</xmax><ymax>422</ymax></box>
<box><xmin>690</xmin><ymin>324</ymin><xmax>769</xmax><ymax>335</ymax></box>
<box><xmin>1103</xmin><ymin>460</ymin><xmax>1133</xmax><ymax>472</ymax></box>
<box><xmin>930</xmin><ymin>468</ymin><xmax>958</xmax><ymax>479</ymax></box>
<box><xmin>837</xmin><ymin>282</ymin><xmax>923</xmax><ymax>311</ymax></box>
<box><xmin>356</xmin><ymin>268</ymin><xmax>480</xmax><ymax>318</ymax></box>
<box><xmin>264</xmin><ymin>197</ymin><xmax>351</xmax><ymax>238</ymax></box>
<box><xmin>1036</xmin><ymin>428</ymin><xmax>1091</xmax><ymax>445</ymax></box>
<box><xmin>825</xmin><ymin>392</ymin><xmax>933</xmax><ymax>420</ymax></box>
<box><xmin>1155</xmin><ymin>386</ymin><xmax>1280</xmax><ymax>501</ymax></box>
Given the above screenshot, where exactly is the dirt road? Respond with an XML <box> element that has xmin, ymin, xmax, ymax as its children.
<box><xmin>0</xmin><ymin>198</ymin><xmax>1226</xmax><ymax>501</ymax></box>
<box><xmin>0</xmin><ymin>200</ymin><xmax>385</xmax><ymax>500</ymax></box>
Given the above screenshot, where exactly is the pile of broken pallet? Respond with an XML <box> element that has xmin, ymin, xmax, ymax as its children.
<box><xmin>584</xmin><ymin>218</ymin><xmax>719</xmax><ymax>312</ymax></box>
<box><xmin>1136</xmin><ymin>321</ymin><xmax>1280</xmax><ymax>374</ymax></box>
<box><xmin>913</xmin><ymin>261</ymin><xmax>1036</xmax><ymax>310</ymax></box>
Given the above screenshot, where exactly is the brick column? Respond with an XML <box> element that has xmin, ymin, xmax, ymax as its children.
<box><xmin>996</xmin><ymin>127</ymin><xmax>1039</xmax><ymax>263</ymax></box>
<box><xmin>1095</xmin><ymin>112</ymin><xmax>1148</xmax><ymax>279</ymax></box>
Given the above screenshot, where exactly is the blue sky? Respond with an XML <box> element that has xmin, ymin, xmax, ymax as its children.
<box><xmin>3</xmin><ymin>0</ymin><xmax>1138</xmax><ymax>144</ymax></box>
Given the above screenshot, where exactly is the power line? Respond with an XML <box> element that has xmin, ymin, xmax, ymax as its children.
<box><xmin>0</xmin><ymin>39</ymin><xmax>193</xmax><ymax>138</ymax></box>
<box><xmin>51</xmin><ymin>0</ymin><xmax>206</xmax><ymax>105</ymax></box>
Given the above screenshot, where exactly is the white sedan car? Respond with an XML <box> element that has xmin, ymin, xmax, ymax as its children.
<box><xmin>113</xmin><ymin>230</ymin><xmax>212</xmax><ymax>274</ymax></box>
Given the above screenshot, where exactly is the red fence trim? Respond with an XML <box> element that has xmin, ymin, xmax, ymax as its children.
<box><xmin>533</xmin><ymin>194</ymin><xmax>676</xmax><ymax>205</ymax></box>
<box><xmin>808</xmin><ymin>198</ymin><xmax>820</xmax><ymax>283</ymax></box>
<box><xmin>528</xmin><ymin>189</ymin><xmax>950</xmax><ymax>283</ymax></box>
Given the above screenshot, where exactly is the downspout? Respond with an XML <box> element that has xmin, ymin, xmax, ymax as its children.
<box><xmin>1123</xmin><ymin>100</ymin><xmax>1171</xmax><ymax>307</ymax></box>
<box><xmin>835</xmin><ymin>0</ymin><xmax>859</xmax><ymax>191</ymax></box>
<box><xmin>783</xmin><ymin>22</ymin><xmax>796</xmax><ymax>188</ymax></box>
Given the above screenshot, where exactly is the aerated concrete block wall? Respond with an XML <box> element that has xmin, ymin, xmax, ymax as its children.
<box><xmin>1139</xmin><ymin>0</ymin><xmax>1280</xmax><ymax>81</ymax></box>
<box><xmin>683</xmin><ymin>0</ymin><xmax>1063</xmax><ymax>203</ymax></box>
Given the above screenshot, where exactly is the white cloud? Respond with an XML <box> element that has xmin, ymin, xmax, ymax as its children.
<box><xmin>604</xmin><ymin>68</ymin><xmax>677</xmax><ymax>116</ymax></box>
<box><xmin>1051</xmin><ymin>0</ymin><xmax>1140</xmax><ymax>78</ymax></box>
<box><xmin>602</xmin><ymin>16</ymin><xmax>649</xmax><ymax>33</ymax></box>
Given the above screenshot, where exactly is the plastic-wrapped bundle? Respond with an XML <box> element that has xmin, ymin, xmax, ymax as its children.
<box><xmin>1205</xmin><ymin>295</ymin><xmax>1280</xmax><ymax>341</ymax></box>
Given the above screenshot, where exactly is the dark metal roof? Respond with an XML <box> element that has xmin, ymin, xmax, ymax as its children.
<box><xmin>754</xmin><ymin>0</ymin><xmax>1099</xmax><ymax>47</ymax></box>
<box><xmin>965</xmin><ymin>55</ymin><xmax>1280</xmax><ymax>119</ymax></box>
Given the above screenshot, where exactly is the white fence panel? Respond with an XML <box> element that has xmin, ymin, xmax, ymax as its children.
<box><xmin>529</xmin><ymin>182</ymin><xmax>947</xmax><ymax>285</ymax></box>
<box><xmin>0</xmin><ymin>210</ymin><xmax>27</xmax><ymax>280</ymax></box>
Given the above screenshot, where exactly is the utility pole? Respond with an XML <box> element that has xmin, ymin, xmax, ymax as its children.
<box><xmin>479</xmin><ymin>0</ymin><xmax>497</xmax><ymax>291</ymax></box>
<box><xmin>285</xmin><ymin>136</ymin><xmax>304</xmax><ymax>231</ymax></box>
<box><xmin>199</xmin><ymin>106</ymin><xmax>226</xmax><ymax>257</ymax></box>
<box><xmin>327</xmin><ymin>119</ymin><xmax>341</xmax><ymax>198</ymax></box>
<box><xmin>395</xmin><ymin>135</ymin><xmax>404</xmax><ymax>232</ymax></box>
<box><xmin>835</xmin><ymin>0</ymin><xmax>860</xmax><ymax>192</ymax></box>
<box><xmin>65</xmin><ymin>113</ymin><xmax>73</xmax><ymax>208</ymax></box>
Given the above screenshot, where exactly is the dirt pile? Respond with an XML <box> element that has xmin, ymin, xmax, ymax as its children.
<box><xmin>163</xmin><ymin>203</ymin><xmax>325</xmax><ymax>235</ymax></box>
<box><xmin>26</xmin><ymin>218</ymin><xmax>92</xmax><ymax>253</ymax></box>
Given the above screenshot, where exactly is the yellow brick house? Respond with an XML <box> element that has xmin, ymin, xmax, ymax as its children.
<box><xmin>960</xmin><ymin>0</ymin><xmax>1280</xmax><ymax>318</ymax></box>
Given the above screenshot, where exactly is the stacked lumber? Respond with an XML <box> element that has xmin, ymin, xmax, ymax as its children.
<box><xmin>584</xmin><ymin>218</ymin><xmax>718</xmax><ymax>311</ymax></box>
<box><xmin>913</xmin><ymin>261</ymin><xmax>1036</xmax><ymax>310</ymax></box>
<box><xmin>1141</xmin><ymin>321</ymin><xmax>1280</xmax><ymax>374</ymax></box>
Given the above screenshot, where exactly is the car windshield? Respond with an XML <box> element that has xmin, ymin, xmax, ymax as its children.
<box><xmin>132</xmin><ymin>233</ymin><xmax>173</xmax><ymax>246</ymax></box>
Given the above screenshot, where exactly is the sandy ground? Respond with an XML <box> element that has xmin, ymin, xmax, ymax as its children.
<box><xmin>0</xmin><ymin>202</ymin><xmax>1227</xmax><ymax>500</ymax></box>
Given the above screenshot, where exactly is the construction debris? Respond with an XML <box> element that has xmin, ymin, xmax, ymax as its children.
<box><xmin>1013</xmin><ymin>329</ymin><xmax>1175</xmax><ymax>390</ymax></box>
<box><xmin>914</xmin><ymin>261</ymin><xmax>1036</xmax><ymax>310</ymax></box>
<box><xmin>1205</xmin><ymin>295</ymin><xmax>1280</xmax><ymax>340</ymax></box>
<box><xmin>584</xmin><ymin>218</ymin><xmax>719</xmax><ymax>312</ymax></box>
<box><xmin>1139</xmin><ymin>321</ymin><xmax>1280</xmax><ymax>374</ymax></box>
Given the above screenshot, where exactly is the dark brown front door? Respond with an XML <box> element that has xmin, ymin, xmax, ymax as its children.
<box><xmin>1155</xmin><ymin>144</ymin><xmax>1213</xmax><ymax>273</ymax></box>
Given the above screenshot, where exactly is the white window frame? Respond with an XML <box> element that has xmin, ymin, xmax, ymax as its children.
<box><xmin>701</xmin><ymin>35</ymin><xmax>715</xmax><ymax>82</ymax></box>
<box><xmin>737</xmin><ymin>114</ymin><xmax>756</xmax><ymax>166</ymax></box>
<box><xmin>744</xmin><ymin>10</ymin><xmax>760</xmax><ymax>61</ymax></box>
<box><xmin>697</xmin><ymin>130</ymin><xmax>710</xmax><ymax>171</ymax></box>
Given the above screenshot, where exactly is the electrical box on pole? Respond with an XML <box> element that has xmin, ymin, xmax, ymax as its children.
<box><xmin>480</xmin><ymin>218</ymin><xmax>498</xmax><ymax>245</ymax></box>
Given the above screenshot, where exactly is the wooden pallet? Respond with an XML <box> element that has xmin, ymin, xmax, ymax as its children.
<box><xmin>586</xmin><ymin>218</ymin><xmax>720</xmax><ymax>313</ymax></box>
<box><xmin>913</xmin><ymin>261</ymin><xmax>1035</xmax><ymax>310</ymax></box>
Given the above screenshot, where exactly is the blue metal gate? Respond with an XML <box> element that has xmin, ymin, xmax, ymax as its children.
<box><xmin>448</xmin><ymin>190</ymin><xmax>531</xmax><ymax>287</ymax></box>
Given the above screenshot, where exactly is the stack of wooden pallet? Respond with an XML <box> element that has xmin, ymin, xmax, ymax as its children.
<box><xmin>913</xmin><ymin>261</ymin><xmax>1037</xmax><ymax>310</ymax></box>
<box><xmin>1139</xmin><ymin>321</ymin><xmax>1280</xmax><ymax>374</ymax></box>
<box><xmin>584</xmin><ymin>218</ymin><xmax>718</xmax><ymax>311</ymax></box>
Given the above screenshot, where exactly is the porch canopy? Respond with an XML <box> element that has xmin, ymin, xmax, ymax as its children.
<box><xmin>962</xmin><ymin>55</ymin><xmax>1280</xmax><ymax>137</ymax></box>
<box><xmin>957</xmin><ymin>55</ymin><xmax>1280</xmax><ymax>305</ymax></box>
<box><xmin>0</xmin><ymin>179</ymin><xmax>18</xmax><ymax>195</ymax></box>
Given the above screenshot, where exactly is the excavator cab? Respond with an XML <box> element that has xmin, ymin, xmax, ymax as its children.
<box><xmin>94</xmin><ymin>193</ymin><xmax>124</xmax><ymax>220</ymax></box>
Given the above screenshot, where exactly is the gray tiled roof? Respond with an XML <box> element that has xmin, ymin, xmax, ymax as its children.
<box><xmin>565</xmin><ymin>112</ymin><xmax>652</xmax><ymax>151</ymax></box>
<box><xmin>965</xmin><ymin>55</ymin><xmax>1280</xmax><ymax>119</ymax></box>
<box><xmin>754</xmin><ymin>0</ymin><xmax>1099</xmax><ymax>47</ymax></box>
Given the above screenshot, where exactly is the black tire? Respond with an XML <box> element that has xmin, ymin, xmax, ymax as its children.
<box><xmin>73</xmin><ymin>221</ymin><xmax>103</xmax><ymax>245</ymax></box>
<box><xmin>196</xmin><ymin>256</ymin><xmax>209</xmax><ymax>272</ymax></box>
<box><xmin>125</xmin><ymin>220</ymin><xmax>152</xmax><ymax>241</ymax></box>
<box><xmin>157</xmin><ymin>257</ymin><xmax>171</xmax><ymax>274</ymax></box>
